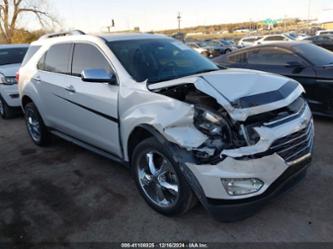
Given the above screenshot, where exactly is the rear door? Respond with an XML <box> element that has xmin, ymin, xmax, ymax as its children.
<box><xmin>315</xmin><ymin>36</ymin><xmax>333</xmax><ymax>52</ymax></box>
<box><xmin>36</xmin><ymin>43</ymin><xmax>73</xmax><ymax>130</ymax></box>
<box><xmin>312</xmin><ymin>66</ymin><xmax>333</xmax><ymax>114</ymax></box>
<box><xmin>58</xmin><ymin>43</ymin><xmax>121</xmax><ymax>157</ymax></box>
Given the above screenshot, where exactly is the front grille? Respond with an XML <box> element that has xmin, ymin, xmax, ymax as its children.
<box><xmin>270</xmin><ymin>120</ymin><xmax>314</xmax><ymax>164</ymax></box>
<box><xmin>245</xmin><ymin>96</ymin><xmax>306</xmax><ymax>127</ymax></box>
<box><xmin>5</xmin><ymin>76</ymin><xmax>17</xmax><ymax>84</ymax></box>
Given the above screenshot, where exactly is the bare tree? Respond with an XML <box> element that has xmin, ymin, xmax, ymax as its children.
<box><xmin>0</xmin><ymin>0</ymin><xmax>57</xmax><ymax>43</ymax></box>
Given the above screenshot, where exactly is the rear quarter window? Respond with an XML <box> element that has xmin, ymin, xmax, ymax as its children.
<box><xmin>228</xmin><ymin>52</ymin><xmax>247</xmax><ymax>64</ymax></box>
<box><xmin>21</xmin><ymin>46</ymin><xmax>41</xmax><ymax>67</ymax></box>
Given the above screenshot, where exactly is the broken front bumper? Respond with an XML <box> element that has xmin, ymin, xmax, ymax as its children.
<box><xmin>182</xmin><ymin>104</ymin><xmax>314</xmax><ymax>221</ymax></box>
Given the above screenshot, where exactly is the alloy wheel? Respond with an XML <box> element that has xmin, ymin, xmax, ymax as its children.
<box><xmin>137</xmin><ymin>151</ymin><xmax>180</xmax><ymax>208</ymax></box>
<box><xmin>26</xmin><ymin>109</ymin><xmax>41</xmax><ymax>143</ymax></box>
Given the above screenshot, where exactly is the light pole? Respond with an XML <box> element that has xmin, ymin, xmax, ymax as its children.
<box><xmin>177</xmin><ymin>12</ymin><xmax>182</xmax><ymax>33</ymax></box>
<box><xmin>307</xmin><ymin>0</ymin><xmax>312</xmax><ymax>27</ymax></box>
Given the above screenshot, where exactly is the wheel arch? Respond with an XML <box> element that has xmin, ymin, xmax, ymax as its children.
<box><xmin>21</xmin><ymin>95</ymin><xmax>34</xmax><ymax>109</ymax></box>
<box><xmin>127</xmin><ymin>124</ymin><xmax>169</xmax><ymax>164</ymax></box>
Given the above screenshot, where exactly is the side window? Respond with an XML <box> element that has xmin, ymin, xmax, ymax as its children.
<box><xmin>247</xmin><ymin>49</ymin><xmax>303</xmax><ymax>66</ymax></box>
<box><xmin>43</xmin><ymin>44</ymin><xmax>72</xmax><ymax>74</ymax></box>
<box><xmin>228</xmin><ymin>52</ymin><xmax>247</xmax><ymax>64</ymax></box>
<box><xmin>21</xmin><ymin>46</ymin><xmax>40</xmax><ymax>67</ymax></box>
<box><xmin>37</xmin><ymin>53</ymin><xmax>46</xmax><ymax>70</ymax></box>
<box><xmin>72</xmin><ymin>43</ymin><xmax>112</xmax><ymax>77</ymax></box>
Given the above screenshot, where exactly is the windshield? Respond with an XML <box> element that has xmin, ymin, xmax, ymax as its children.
<box><xmin>0</xmin><ymin>47</ymin><xmax>28</xmax><ymax>66</ymax></box>
<box><xmin>108</xmin><ymin>39</ymin><xmax>219</xmax><ymax>83</ymax></box>
<box><xmin>221</xmin><ymin>40</ymin><xmax>232</xmax><ymax>45</ymax></box>
<box><xmin>286</xmin><ymin>33</ymin><xmax>297</xmax><ymax>39</ymax></box>
<box><xmin>285</xmin><ymin>34</ymin><xmax>296</xmax><ymax>40</ymax></box>
<box><xmin>206</xmin><ymin>41</ymin><xmax>221</xmax><ymax>47</ymax></box>
<box><xmin>293</xmin><ymin>43</ymin><xmax>333</xmax><ymax>66</ymax></box>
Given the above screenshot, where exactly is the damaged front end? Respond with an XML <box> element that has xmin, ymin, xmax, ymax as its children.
<box><xmin>145</xmin><ymin>70</ymin><xmax>314</xmax><ymax>221</ymax></box>
<box><xmin>149</xmin><ymin>82</ymin><xmax>260</xmax><ymax>165</ymax></box>
<box><xmin>149</xmin><ymin>69</ymin><xmax>314</xmax><ymax>211</ymax></box>
<box><xmin>148</xmin><ymin>70</ymin><xmax>310</xmax><ymax>165</ymax></box>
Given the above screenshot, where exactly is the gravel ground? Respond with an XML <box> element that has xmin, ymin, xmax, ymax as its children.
<box><xmin>0</xmin><ymin>116</ymin><xmax>332</xmax><ymax>246</ymax></box>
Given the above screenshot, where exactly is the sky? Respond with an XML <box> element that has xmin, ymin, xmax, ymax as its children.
<box><xmin>27</xmin><ymin>0</ymin><xmax>333</xmax><ymax>32</ymax></box>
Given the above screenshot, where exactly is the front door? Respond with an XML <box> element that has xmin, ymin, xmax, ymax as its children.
<box><xmin>56</xmin><ymin>43</ymin><xmax>121</xmax><ymax>157</ymax></box>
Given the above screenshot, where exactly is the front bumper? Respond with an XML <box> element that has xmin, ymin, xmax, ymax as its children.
<box><xmin>183</xmin><ymin>153</ymin><xmax>311</xmax><ymax>222</ymax></box>
<box><xmin>181</xmin><ymin>103</ymin><xmax>314</xmax><ymax>221</ymax></box>
<box><xmin>0</xmin><ymin>84</ymin><xmax>20</xmax><ymax>107</ymax></box>
<box><xmin>206</xmin><ymin>157</ymin><xmax>311</xmax><ymax>221</ymax></box>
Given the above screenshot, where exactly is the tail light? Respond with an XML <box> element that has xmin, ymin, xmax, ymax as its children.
<box><xmin>16</xmin><ymin>71</ymin><xmax>20</xmax><ymax>83</ymax></box>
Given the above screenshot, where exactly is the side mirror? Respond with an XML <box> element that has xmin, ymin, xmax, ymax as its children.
<box><xmin>286</xmin><ymin>61</ymin><xmax>304</xmax><ymax>68</ymax></box>
<box><xmin>81</xmin><ymin>69</ymin><xmax>116</xmax><ymax>84</ymax></box>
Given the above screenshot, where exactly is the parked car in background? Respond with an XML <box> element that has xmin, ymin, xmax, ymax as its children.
<box><xmin>316</xmin><ymin>30</ymin><xmax>333</xmax><ymax>36</ymax></box>
<box><xmin>285</xmin><ymin>32</ymin><xmax>298</xmax><ymax>40</ymax></box>
<box><xmin>186</xmin><ymin>42</ymin><xmax>210</xmax><ymax>57</ymax></box>
<box><xmin>304</xmin><ymin>35</ymin><xmax>333</xmax><ymax>51</ymax></box>
<box><xmin>201</xmin><ymin>40</ymin><xmax>236</xmax><ymax>55</ymax></box>
<box><xmin>213</xmin><ymin>42</ymin><xmax>333</xmax><ymax>117</ymax></box>
<box><xmin>198</xmin><ymin>41</ymin><xmax>224</xmax><ymax>57</ymax></box>
<box><xmin>238</xmin><ymin>36</ymin><xmax>262</xmax><ymax>47</ymax></box>
<box><xmin>0</xmin><ymin>44</ymin><xmax>28</xmax><ymax>119</ymax></box>
<box><xmin>254</xmin><ymin>34</ymin><xmax>295</xmax><ymax>45</ymax></box>
<box><xmin>221</xmin><ymin>39</ymin><xmax>236</xmax><ymax>46</ymax></box>
<box><xmin>296</xmin><ymin>34</ymin><xmax>310</xmax><ymax>41</ymax></box>
<box><xmin>219</xmin><ymin>39</ymin><xmax>238</xmax><ymax>53</ymax></box>
<box><xmin>19</xmin><ymin>31</ymin><xmax>313</xmax><ymax>221</ymax></box>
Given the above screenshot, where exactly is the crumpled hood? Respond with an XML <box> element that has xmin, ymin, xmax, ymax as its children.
<box><xmin>0</xmin><ymin>63</ymin><xmax>20</xmax><ymax>77</ymax></box>
<box><xmin>149</xmin><ymin>68</ymin><xmax>304</xmax><ymax>121</ymax></box>
<box><xmin>201</xmin><ymin>68</ymin><xmax>292</xmax><ymax>103</ymax></box>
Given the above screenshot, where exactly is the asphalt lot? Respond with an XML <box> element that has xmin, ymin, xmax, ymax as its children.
<box><xmin>0</xmin><ymin>116</ymin><xmax>333</xmax><ymax>244</ymax></box>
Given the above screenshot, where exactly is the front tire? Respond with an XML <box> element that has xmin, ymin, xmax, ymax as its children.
<box><xmin>24</xmin><ymin>102</ymin><xmax>49</xmax><ymax>146</ymax></box>
<box><xmin>132</xmin><ymin>137</ymin><xmax>196</xmax><ymax>216</ymax></box>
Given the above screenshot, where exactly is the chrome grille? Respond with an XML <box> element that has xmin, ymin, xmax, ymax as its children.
<box><xmin>270</xmin><ymin>121</ymin><xmax>314</xmax><ymax>164</ymax></box>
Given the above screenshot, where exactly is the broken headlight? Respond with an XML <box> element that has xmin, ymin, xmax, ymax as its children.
<box><xmin>194</xmin><ymin>107</ymin><xmax>225</xmax><ymax>136</ymax></box>
<box><xmin>193</xmin><ymin>107</ymin><xmax>232</xmax><ymax>163</ymax></box>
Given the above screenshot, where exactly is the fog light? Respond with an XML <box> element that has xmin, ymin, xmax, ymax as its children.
<box><xmin>221</xmin><ymin>178</ymin><xmax>264</xmax><ymax>196</ymax></box>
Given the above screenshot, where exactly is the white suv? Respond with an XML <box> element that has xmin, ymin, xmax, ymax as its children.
<box><xmin>0</xmin><ymin>44</ymin><xmax>28</xmax><ymax>118</ymax></box>
<box><xmin>18</xmin><ymin>31</ymin><xmax>314</xmax><ymax>221</ymax></box>
<box><xmin>254</xmin><ymin>34</ymin><xmax>295</xmax><ymax>45</ymax></box>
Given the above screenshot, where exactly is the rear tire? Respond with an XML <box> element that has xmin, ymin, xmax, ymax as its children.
<box><xmin>131</xmin><ymin>137</ymin><xmax>196</xmax><ymax>216</ymax></box>
<box><xmin>0</xmin><ymin>95</ymin><xmax>16</xmax><ymax>119</ymax></box>
<box><xmin>24</xmin><ymin>102</ymin><xmax>50</xmax><ymax>146</ymax></box>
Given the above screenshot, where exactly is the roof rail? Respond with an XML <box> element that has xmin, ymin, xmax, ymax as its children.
<box><xmin>39</xmin><ymin>30</ymin><xmax>86</xmax><ymax>40</ymax></box>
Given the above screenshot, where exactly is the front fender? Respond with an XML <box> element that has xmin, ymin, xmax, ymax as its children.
<box><xmin>119</xmin><ymin>87</ymin><xmax>208</xmax><ymax>161</ymax></box>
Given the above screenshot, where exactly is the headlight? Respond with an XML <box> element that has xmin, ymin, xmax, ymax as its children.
<box><xmin>0</xmin><ymin>73</ymin><xmax>6</xmax><ymax>84</ymax></box>
<box><xmin>194</xmin><ymin>107</ymin><xmax>225</xmax><ymax>136</ymax></box>
<box><xmin>193</xmin><ymin>107</ymin><xmax>234</xmax><ymax>162</ymax></box>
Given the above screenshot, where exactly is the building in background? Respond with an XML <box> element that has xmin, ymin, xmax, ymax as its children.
<box><xmin>319</xmin><ymin>5</ymin><xmax>333</xmax><ymax>29</ymax></box>
<box><xmin>322</xmin><ymin>22</ymin><xmax>333</xmax><ymax>29</ymax></box>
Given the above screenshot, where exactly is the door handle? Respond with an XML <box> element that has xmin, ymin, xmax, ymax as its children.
<box><xmin>64</xmin><ymin>85</ymin><xmax>76</xmax><ymax>93</ymax></box>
